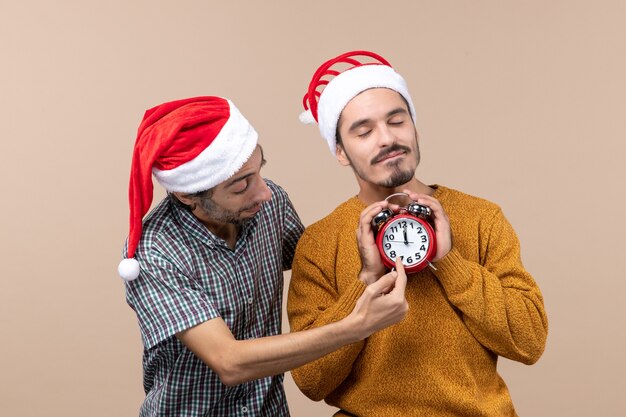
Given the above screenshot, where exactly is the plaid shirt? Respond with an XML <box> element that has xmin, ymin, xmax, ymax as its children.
<box><xmin>125</xmin><ymin>180</ymin><xmax>303</xmax><ymax>417</ymax></box>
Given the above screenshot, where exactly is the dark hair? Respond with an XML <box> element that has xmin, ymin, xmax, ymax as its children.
<box><xmin>168</xmin><ymin>188</ymin><xmax>214</xmax><ymax>210</ymax></box>
<box><xmin>335</xmin><ymin>125</ymin><xmax>343</xmax><ymax>148</ymax></box>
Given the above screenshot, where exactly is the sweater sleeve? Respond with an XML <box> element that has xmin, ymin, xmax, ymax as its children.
<box><xmin>287</xmin><ymin>230</ymin><xmax>367</xmax><ymax>401</ymax></box>
<box><xmin>433</xmin><ymin>208</ymin><xmax>548</xmax><ymax>364</ymax></box>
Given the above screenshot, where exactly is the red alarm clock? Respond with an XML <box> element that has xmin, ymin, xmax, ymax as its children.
<box><xmin>371</xmin><ymin>193</ymin><xmax>437</xmax><ymax>274</ymax></box>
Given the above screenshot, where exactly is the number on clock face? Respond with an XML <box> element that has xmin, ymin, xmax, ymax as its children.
<box><xmin>382</xmin><ymin>217</ymin><xmax>431</xmax><ymax>266</ymax></box>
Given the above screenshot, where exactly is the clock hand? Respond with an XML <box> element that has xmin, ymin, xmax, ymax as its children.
<box><xmin>403</xmin><ymin>224</ymin><xmax>408</xmax><ymax>245</ymax></box>
<box><xmin>389</xmin><ymin>240</ymin><xmax>414</xmax><ymax>244</ymax></box>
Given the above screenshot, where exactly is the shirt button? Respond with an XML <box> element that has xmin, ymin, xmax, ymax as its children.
<box><xmin>247</xmin><ymin>297</ymin><xmax>253</xmax><ymax>305</ymax></box>
<box><xmin>242</xmin><ymin>406</ymin><xmax>248</xmax><ymax>413</ymax></box>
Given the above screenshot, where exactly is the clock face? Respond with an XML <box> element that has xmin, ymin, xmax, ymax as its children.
<box><xmin>377</xmin><ymin>214</ymin><xmax>436</xmax><ymax>272</ymax></box>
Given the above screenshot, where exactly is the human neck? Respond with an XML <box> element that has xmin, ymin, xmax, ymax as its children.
<box><xmin>193</xmin><ymin>210</ymin><xmax>239</xmax><ymax>249</ymax></box>
<box><xmin>356</xmin><ymin>177</ymin><xmax>434</xmax><ymax>205</ymax></box>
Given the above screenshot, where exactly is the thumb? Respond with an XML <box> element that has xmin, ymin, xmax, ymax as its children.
<box><xmin>367</xmin><ymin>270</ymin><xmax>398</xmax><ymax>295</ymax></box>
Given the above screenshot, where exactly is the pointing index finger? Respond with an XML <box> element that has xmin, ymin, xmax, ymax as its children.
<box><xmin>390</xmin><ymin>257</ymin><xmax>407</xmax><ymax>295</ymax></box>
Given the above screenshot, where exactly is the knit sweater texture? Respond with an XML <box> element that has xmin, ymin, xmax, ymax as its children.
<box><xmin>287</xmin><ymin>185</ymin><xmax>547</xmax><ymax>416</ymax></box>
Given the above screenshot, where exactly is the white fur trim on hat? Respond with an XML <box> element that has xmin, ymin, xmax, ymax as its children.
<box><xmin>152</xmin><ymin>100</ymin><xmax>258</xmax><ymax>193</ymax></box>
<box><xmin>317</xmin><ymin>65</ymin><xmax>416</xmax><ymax>155</ymax></box>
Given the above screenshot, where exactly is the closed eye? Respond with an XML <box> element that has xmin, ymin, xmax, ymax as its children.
<box><xmin>232</xmin><ymin>180</ymin><xmax>249</xmax><ymax>194</ymax></box>
<box><xmin>388</xmin><ymin>116</ymin><xmax>406</xmax><ymax>126</ymax></box>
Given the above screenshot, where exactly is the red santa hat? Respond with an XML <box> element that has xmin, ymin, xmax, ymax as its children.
<box><xmin>300</xmin><ymin>50</ymin><xmax>416</xmax><ymax>155</ymax></box>
<box><xmin>118</xmin><ymin>96</ymin><xmax>258</xmax><ymax>281</ymax></box>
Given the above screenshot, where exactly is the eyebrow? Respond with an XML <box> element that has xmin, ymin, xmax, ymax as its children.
<box><xmin>348</xmin><ymin>107</ymin><xmax>409</xmax><ymax>132</ymax></box>
<box><xmin>225</xmin><ymin>149</ymin><xmax>267</xmax><ymax>188</ymax></box>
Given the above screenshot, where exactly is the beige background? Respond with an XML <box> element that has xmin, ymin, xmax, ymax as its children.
<box><xmin>1</xmin><ymin>1</ymin><xmax>625</xmax><ymax>416</ymax></box>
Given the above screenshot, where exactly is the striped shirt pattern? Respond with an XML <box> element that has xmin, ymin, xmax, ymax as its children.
<box><xmin>125</xmin><ymin>180</ymin><xmax>304</xmax><ymax>417</ymax></box>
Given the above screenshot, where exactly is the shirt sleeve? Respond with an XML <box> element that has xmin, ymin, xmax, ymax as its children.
<box><xmin>433</xmin><ymin>207</ymin><xmax>548</xmax><ymax>364</ymax></box>
<box><xmin>125</xmin><ymin>248</ymin><xmax>220</xmax><ymax>349</ymax></box>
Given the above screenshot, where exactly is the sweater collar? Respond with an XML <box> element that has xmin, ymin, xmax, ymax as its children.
<box><xmin>350</xmin><ymin>184</ymin><xmax>446</xmax><ymax>210</ymax></box>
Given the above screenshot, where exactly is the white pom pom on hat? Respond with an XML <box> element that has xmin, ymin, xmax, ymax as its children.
<box><xmin>298</xmin><ymin>109</ymin><xmax>316</xmax><ymax>124</ymax></box>
<box><xmin>299</xmin><ymin>50</ymin><xmax>416</xmax><ymax>155</ymax></box>
<box><xmin>118</xmin><ymin>96</ymin><xmax>258</xmax><ymax>281</ymax></box>
<box><xmin>118</xmin><ymin>258</ymin><xmax>140</xmax><ymax>282</ymax></box>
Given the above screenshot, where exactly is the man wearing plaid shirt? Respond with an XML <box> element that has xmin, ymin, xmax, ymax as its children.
<box><xmin>118</xmin><ymin>96</ymin><xmax>408</xmax><ymax>416</ymax></box>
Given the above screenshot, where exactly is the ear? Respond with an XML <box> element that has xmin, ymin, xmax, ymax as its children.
<box><xmin>172</xmin><ymin>191</ymin><xmax>195</xmax><ymax>206</ymax></box>
<box><xmin>336</xmin><ymin>144</ymin><xmax>351</xmax><ymax>167</ymax></box>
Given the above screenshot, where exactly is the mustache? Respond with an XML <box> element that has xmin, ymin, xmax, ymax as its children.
<box><xmin>371</xmin><ymin>144</ymin><xmax>411</xmax><ymax>165</ymax></box>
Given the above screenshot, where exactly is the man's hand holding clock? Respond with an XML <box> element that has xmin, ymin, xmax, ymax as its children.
<box><xmin>401</xmin><ymin>190</ymin><xmax>452</xmax><ymax>263</ymax></box>
<box><xmin>357</xmin><ymin>200</ymin><xmax>401</xmax><ymax>285</ymax></box>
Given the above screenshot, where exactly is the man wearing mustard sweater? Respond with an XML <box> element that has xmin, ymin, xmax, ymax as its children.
<box><xmin>288</xmin><ymin>50</ymin><xmax>548</xmax><ymax>416</ymax></box>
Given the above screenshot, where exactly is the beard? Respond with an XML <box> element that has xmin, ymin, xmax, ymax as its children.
<box><xmin>379</xmin><ymin>162</ymin><xmax>416</xmax><ymax>188</ymax></box>
<box><xmin>198</xmin><ymin>196</ymin><xmax>258</xmax><ymax>227</ymax></box>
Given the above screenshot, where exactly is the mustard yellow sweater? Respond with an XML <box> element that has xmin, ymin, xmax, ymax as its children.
<box><xmin>287</xmin><ymin>185</ymin><xmax>547</xmax><ymax>417</ymax></box>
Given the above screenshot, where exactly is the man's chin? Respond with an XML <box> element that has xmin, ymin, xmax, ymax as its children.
<box><xmin>379</xmin><ymin>171</ymin><xmax>415</xmax><ymax>188</ymax></box>
<box><xmin>227</xmin><ymin>216</ymin><xmax>251</xmax><ymax>228</ymax></box>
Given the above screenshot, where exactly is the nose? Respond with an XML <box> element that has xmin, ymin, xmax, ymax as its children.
<box><xmin>377</xmin><ymin>124</ymin><xmax>395</xmax><ymax>147</ymax></box>
<box><xmin>253</xmin><ymin>176</ymin><xmax>272</xmax><ymax>203</ymax></box>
